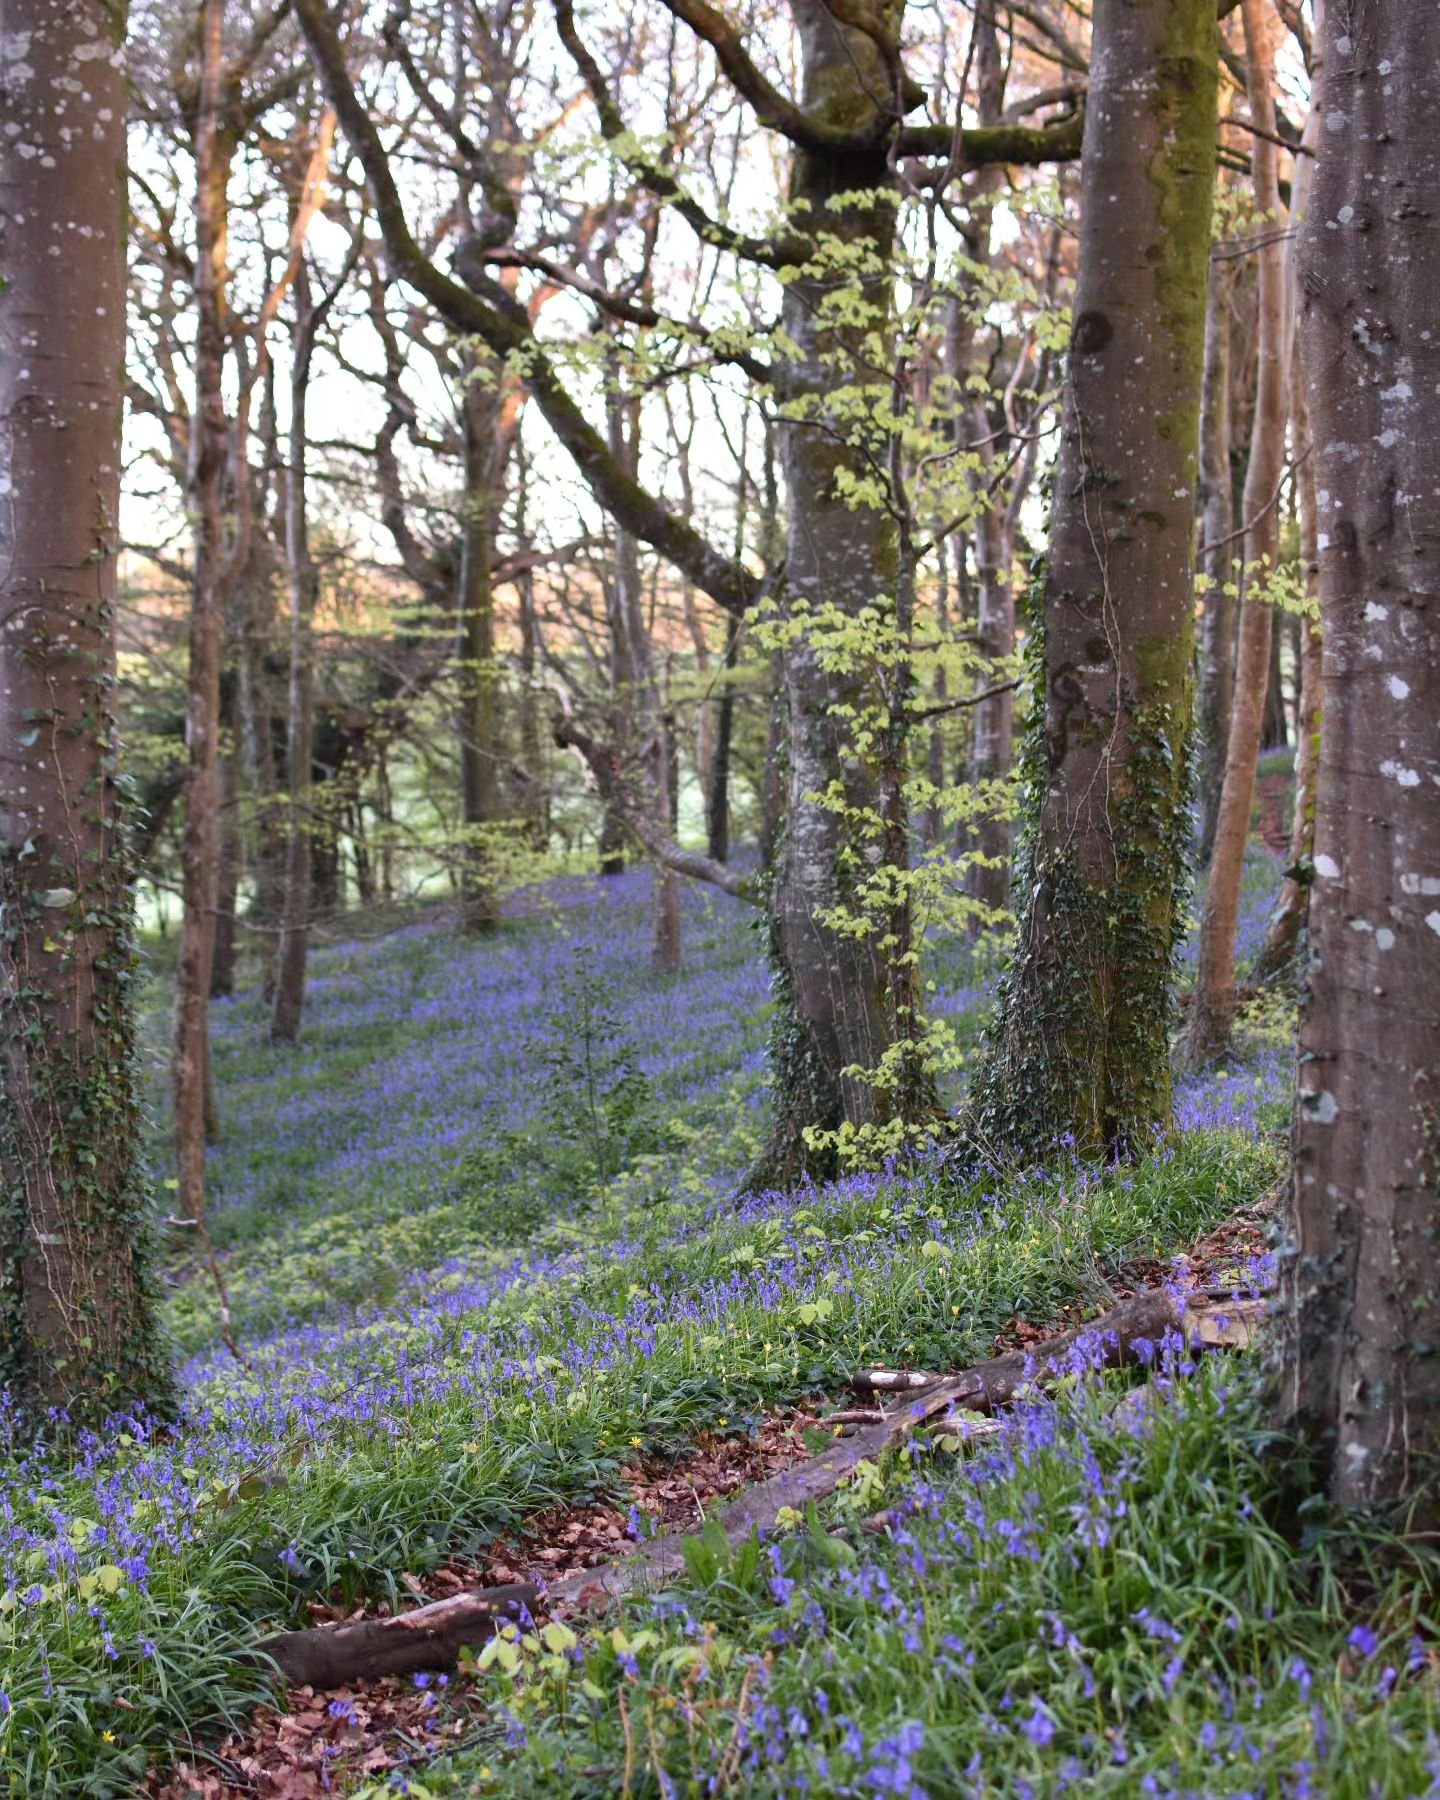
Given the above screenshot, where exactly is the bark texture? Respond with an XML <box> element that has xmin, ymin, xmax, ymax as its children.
<box><xmin>271</xmin><ymin>263</ymin><xmax>321</xmax><ymax>1043</ymax></box>
<box><xmin>961</xmin><ymin>1</ymin><xmax>1017</xmax><ymax>926</ymax></box>
<box><xmin>1277</xmin><ymin>3</ymin><xmax>1440</xmax><ymax>1518</ymax></box>
<box><xmin>1180</xmin><ymin>0</ymin><xmax>1291</xmax><ymax>1068</ymax></box>
<box><xmin>970</xmin><ymin>0</ymin><xmax>1216</xmax><ymax>1159</ymax></box>
<box><xmin>174</xmin><ymin>0</ymin><xmax>229</xmax><ymax>1221</ymax></box>
<box><xmin>0</xmin><ymin>0</ymin><xmax>172</xmax><ymax>1416</ymax></box>
<box><xmin>1195</xmin><ymin>255</ymin><xmax>1236</xmax><ymax>865</ymax></box>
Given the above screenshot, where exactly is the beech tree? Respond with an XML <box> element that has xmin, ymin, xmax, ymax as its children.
<box><xmin>971</xmin><ymin>0</ymin><xmax>1217</xmax><ymax>1158</ymax></box>
<box><xmin>0</xmin><ymin>0</ymin><xmax>171</xmax><ymax>1415</ymax></box>
<box><xmin>1252</xmin><ymin>7</ymin><xmax>1324</xmax><ymax>985</ymax></box>
<box><xmin>1179</xmin><ymin>0</ymin><xmax>1291</xmax><ymax>1068</ymax></box>
<box><xmin>1276</xmin><ymin>3</ymin><xmax>1440</xmax><ymax>1516</ymax></box>
<box><xmin>293</xmin><ymin>0</ymin><xmax>1081</xmax><ymax>1184</ymax></box>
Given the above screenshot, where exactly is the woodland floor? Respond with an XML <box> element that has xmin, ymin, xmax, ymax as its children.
<box><xmin>8</xmin><ymin>768</ymin><xmax>1439</xmax><ymax>1798</ymax></box>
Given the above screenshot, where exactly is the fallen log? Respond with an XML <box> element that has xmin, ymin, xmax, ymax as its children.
<box><xmin>848</xmin><ymin>1290</ymin><xmax>1264</xmax><ymax>1403</ymax></box>
<box><xmin>248</xmin><ymin>1289</ymin><xmax>1264</xmax><ymax>1686</ymax></box>
<box><xmin>255</xmin><ymin>1581</ymin><xmax>538</xmax><ymax>1687</ymax></box>
<box><xmin>848</xmin><ymin>1368</ymin><xmax>942</xmax><ymax>1396</ymax></box>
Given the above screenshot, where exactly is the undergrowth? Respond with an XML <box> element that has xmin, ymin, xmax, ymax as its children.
<box><xmin>429</xmin><ymin>1356</ymin><xmax>1440</xmax><ymax>1799</ymax></box>
<box><xmin>0</xmin><ymin>857</ymin><xmax>1327</xmax><ymax>1797</ymax></box>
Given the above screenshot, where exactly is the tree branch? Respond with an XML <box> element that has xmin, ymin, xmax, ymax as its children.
<box><xmin>895</xmin><ymin>111</ymin><xmax>1084</xmax><ymax>164</ymax></box>
<box><xmin>291</xmin><ymin>0</ymin><xmax>760</xmax><ymax>620</ymax></box>
<box><xmin>551</xmin><ymin>0</ymin><xmax>811</xmax><ymax>270</ymax></box>
<box><xmin>553</xmin><ymin>709</ymin><xmax>758</xmax><ymax>904</ymax></box>
<box><xmin>653</xmin><ymin>0</ymin><xmax>884</xmax><ymax>151</ymax></box>
<box><xmin>908</xmin><ymin>678</ymin><xmax>1021</xmax><ymax>721</ymax></box>
<box><xmin>483</xmin><ymin>245</ymin><xmax>779</xmax><ymax>387</ymax></box>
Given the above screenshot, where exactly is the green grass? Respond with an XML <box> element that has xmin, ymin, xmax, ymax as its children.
<box><xmin>0</xmin><ymin>1125</ymin><xmax>1277</xmax><ymax>1797</ymax></box>
<box><xmin>12</xmin><ymin>854</ymin><xmax>1414</xmax><ymax>1800</ymax></box>
<box><xmin>427</xmin><ymin>1360</ymin><xmax>1440</xmax><ymax>1799</ymax></box>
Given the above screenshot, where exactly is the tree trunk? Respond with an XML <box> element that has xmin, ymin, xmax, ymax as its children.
<box><xmin>1276</xmin><ymin>1</ymin><xmax>1440</xmax><ymax>1519</ymax></box>
<box><xmin>706</xmin><ymin>619</ymin><xmax>740</xmax><ymax>865</ymax></box>
<box><xmin>1252</xmin><ymin>380</ymin><xmax>1321</xmax><ymax>985</ymax></box>
<box><xmin>1262</xmin><ymin>615</ymin><xmax>1289</xmax><ymax>749</ymax></box>
<box><xmin>966</xmin><ymin>491</ymin><xmax>1015</xmax><ymax>926</ymax></box>
<box><xmin>969</xmin><ymin>0</ymin><xmax>1217</xmax><ymax>1160</ymax></box>
<box><xmin>175</xmin><ymin>0</ymin><xmax>229</xmax><ymax>1225</ymax></box>
<box><xmin>1195</xmin><ymin>256</ymin><xmax>1236</xmax><ymax>864</ymax></box>
<box><xmin>377</xmin><ymin>750</ymin><xmax>397</xmax><ymax>901</ymax></box>
<box><xmin>271</xmin><ymin>263</ymin><xmax>321</xmax><ymax>1044</ymax></box>
<box><xmin>750</xmin><ymin>1</ymin><xmax>927</xmax><ymax>1189</ymax></box>
<box><xmin>682</xmin><ymin>581</ymin><xmax>717</xmax><ymax>821</ymax></box>
<box><xmin>0</xmin><ymin>0</ymin><xmax>173</xmax><ymax>1418</ymax></box>
<box><xmin>211</xmin><ymin>734</ymin><xmax>241</xmax><ymax>999</ymax></box>
<box><xmin>962</xmin><ymin>1</ymin><xmax>1016</xmax><ymax>927</ymax></box>
<box><xmin>1180</xmin><ymin>0</ymin><xmax>1291</xmax><ymax>1069</ymax></box>
<box><xmin>236</xmin><ymin>540</ymin><xmax>284</xmax><ymax>960</ymax></box>
<box><xmin>924</xmin><ymin>536</ymin><xmax>951</xmax><ymax>848</ymax></box>
<box><xmin>311</xmin><ymin>820</ymin><xmax>341</xmax><ymax>918</ymax></box>
<box><xmin>597</xmin><ymin>805</ymin><xmax>626</xmax><ymax>877</ymax></box>
<box><xmin>455</xmin><ymin>367</ymin><xmax>502</xmax><ymax>934</ymax></box>
<box><xmin>604</xmin><ymin>346</ymin><xmax>681</xmax><ymax>970</ymax></box>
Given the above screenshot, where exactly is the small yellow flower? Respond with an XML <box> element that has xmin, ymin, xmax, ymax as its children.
<box><xmin>630</xmin><ymin>1437</ymin><xmax>642</xmax><ymax>1449</ymax></box>
<box><xmin>102</xmin><ymin>1732</ymin><xmax>116</xmax><ymax>1744</ymax></box>
<box><xmin>718</xmin><ymin>1418</ymin><xmax>728</xmax><ymax>1428</ymax></box>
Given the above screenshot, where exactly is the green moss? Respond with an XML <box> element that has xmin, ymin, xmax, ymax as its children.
<box><xmin>969</xmin><ymin>569</ymin><xmax>1195</xmax><ymax>1161</ymax></box>
<box><xmin>1147</xmin><ymin>4</ymin><xmax>1219</xmax><ymax>451</ymax></box>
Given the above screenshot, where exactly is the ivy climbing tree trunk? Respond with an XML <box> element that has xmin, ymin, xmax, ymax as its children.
<box><xmin>1275</xmin><ymin>1</ymin><xmax>1440</xmax><ymax>1520</ymax></box>
<box><xmin>738</xmin><ymin>0</ymin><xmax>950</xmax><ymax>1188</ymax></box>
<box><xmin>0</xmin><ymin>0</ymin><xmax>173</xmax><ymax>1417</ymax></box>
<box><xmin>970</xmin><ymin>0</ymin><xmax>1217</xmax><ymax>1160</ymax></box>
<box><xmin>1178</xmin><ymin>0</ymin><xmax>1290</xmax><ymax>1069</ymax></box>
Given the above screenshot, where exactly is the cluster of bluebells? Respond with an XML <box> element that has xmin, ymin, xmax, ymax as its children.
<box><xmin>580</xmin><ymin>1328</ymin><xmax>1434</xmax><ymax>1798</ymax></box>
<box><xmin>0</xmin><ymin>858</ymin><xmax>1302</xmax><ymax>1788</ymax></box>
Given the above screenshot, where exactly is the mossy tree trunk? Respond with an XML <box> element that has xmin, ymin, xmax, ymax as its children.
<box><xmin>0</xmin><ymin>0</ymin><xmax>173</xmax><ymax>1418</ymax></box>
<box><xmin>1275</xmin><ymin>0</ymin><xmax>1440</xmax><ymax>1520</ymax></box>
<box><xmin>970</xmin><ymin>0</ymin><xmax>1217</xmax><ymax>1161</ymax></box>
